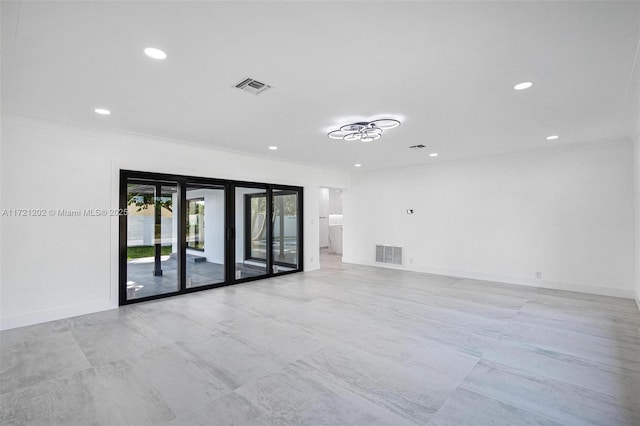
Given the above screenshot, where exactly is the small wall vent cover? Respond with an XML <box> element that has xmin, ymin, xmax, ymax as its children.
<box><xmin>375</xmin><ymin>245</ymin><xmax>403</xmax><ymax>265</ymax></box>
<box><xmin>234</xmin><ymin>77</ymin><xmax>272</xmax><ymax>95</ymax></box>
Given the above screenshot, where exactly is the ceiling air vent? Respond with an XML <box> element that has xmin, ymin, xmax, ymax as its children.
<box><xmin>234</xmin><ymin>77</ymin><xmax>272</xmax><ymax>95</ymax></box>
<box><xmin>409</xmin><ymin>144</ymin><xmax>426</xmax><ymax>149</ymax></box>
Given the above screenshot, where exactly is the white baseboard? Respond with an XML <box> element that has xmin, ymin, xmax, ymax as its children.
<box><xmin>0</xmin><ymin>300</ymin><xmax>117</xmax><ymax>331</ymax></box>
<box><xmin>341</xmin><ymin>257</ymin><xmax>635</xmax><ymax>299</ymax></box>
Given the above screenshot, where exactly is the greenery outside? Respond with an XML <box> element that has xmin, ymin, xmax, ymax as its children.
<box><xmin>127</xmin><ymin>186</ymin><xmax>173</xmax><ymax>212</ymax></box>
<box><xmin>127</xmin><ymin>245</ymin><xmax>172</xmax><ymax>260</ymax></box>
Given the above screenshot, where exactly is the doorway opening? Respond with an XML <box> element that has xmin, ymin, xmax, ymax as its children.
<box><xmin>319</xmin><ymin>187</ymin><xmax>344</xmax><ymax>270</ymax></box>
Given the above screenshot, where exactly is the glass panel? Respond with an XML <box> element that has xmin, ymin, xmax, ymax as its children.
<box><xmin>236</xmin><ymin>187</ymin><xmax>267</xmax><ymax>279</ymax></box>
<box><xmin>185</xmin><ymin>184</ymin><xmax>225</xmax><ymax>288</ymax></box>
<box><xmin>248</xmin><ymin>194</ymin><xmax>267</xmax><ymax>261</ymax></box>
<box><xmin>126</xmin><ymin>182</ymin><xmax>179</xmax><ymax>299</ymax></box>
<box><xmin>272</xmin><ymin>189</ymin><xmax>299</xmax><ymax>273</ymax></box>
<box><xmin>186</xmin><ymin>198</ymin><xmax>205</xmax><ymax>250</ymax></box>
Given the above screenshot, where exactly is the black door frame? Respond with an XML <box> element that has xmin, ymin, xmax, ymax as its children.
<box><xmin>271</xmin><ymin>189</ymin><xmax>301</xmax><ymax>269</ymax></box>
<box><xmin>119</xmin><ymin>170</ymin><xmax>304</xmax><ymax>306</ymax></box>
<box><xmin>242</xmin><ymin>188</ymin><xmax>301</xmax><ymax>269</ymax></box>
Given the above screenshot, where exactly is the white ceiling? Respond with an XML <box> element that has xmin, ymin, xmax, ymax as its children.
<box><xmin>2</xmin><ymin>1</ymin><xmax>639</xmax><ymax>171</ymax></box>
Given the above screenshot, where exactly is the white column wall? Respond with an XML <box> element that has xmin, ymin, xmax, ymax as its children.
<box><xmin>634</xmin><ymin>135</ymin><xmax>640</xmax><ymax>308</ymax></box>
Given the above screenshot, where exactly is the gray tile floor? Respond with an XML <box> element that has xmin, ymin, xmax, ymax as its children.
<box><xmin>2</xmin><ymin>251</ymin><xmax>639</xmax><ymax>425</ymax></box>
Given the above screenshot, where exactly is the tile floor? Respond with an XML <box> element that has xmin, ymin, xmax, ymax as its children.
<box><xmin>1</xmin><ymin>252</ymin><xmax>639</xmax><ymax>425</ymax></box>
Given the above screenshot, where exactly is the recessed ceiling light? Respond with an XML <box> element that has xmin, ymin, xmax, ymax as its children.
<box><xmin>94</xmin><ymin>108</ymin><xmax>111</xmax><ymax>115</ymax></box>
<box><xmin>354</xmin><ymin>164</ymin><xmax>362</xmax><ymax>168</ymax></box>
<box><xmin>546</xmin><ymin>135</ymin><xmax>559</xmax><ymax>140</ymax></box>
<box><xmin>144</xmin><ymin>47</ymin><xmax>167</xmax><ymax>60</ymax></box>
<box><xmin>513</xmin><ymin>81</ymin><xmax>534</xmax><ymax>90</ymax></box>
<box><xmin>268</xmin><ymin>146</ymin><xmax>278</xmax><ymax>150</ymax></box>
<box><xmin>429</xmin><ymin>153</ymin><xmax>438</xmax><ymax>157</ymax></box>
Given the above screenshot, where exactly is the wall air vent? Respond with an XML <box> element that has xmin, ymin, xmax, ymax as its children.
<box><xmin>409</xmin><ymin>144</ymin><xmax>426</xmax><ymax>149</ymax></box>
<box><xmin>375</xmin><ymin>245</ymin><xmax>403</xmax><ymax>265</ymax></box>
<box><xmin>234</xmin><ymin>77</ymin><xmax>272</xmax><ymax>95</ymax></box>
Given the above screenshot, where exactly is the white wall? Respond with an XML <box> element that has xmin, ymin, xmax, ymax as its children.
<box><xmin>329</xmin><ymin>188</ymin><xmax>343</xmax><ymax>215</ymax></box>
<box><xmin>0</xmin><ymin>115</ymin><xmax>349</xmax><ymax>329</ymax></box>
<box><xmin>344</xmin><ymin>141</ymin><xmax>636</xmax><ymax>298</ymax></box>
<box><xmin>628</xmin><ymin>5</ymin><xmax>640</xmax><ymax>311</ymax></box>
<box><xmin>634</xmin><ymin>135</ymin><xmax>640</xmax><ymax>308</ymax></box>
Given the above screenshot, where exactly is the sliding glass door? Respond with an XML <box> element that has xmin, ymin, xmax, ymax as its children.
<box><xmin>125</xmin><ymin>180</ymin><xmax>179</xmax><ymax>300</ymax></box>
<box><xmin>272</xmin><ymin>189</ymin><xmax>299</xmax><ymax>272</ymax></box>
<box><xmin>120</xmin><ymin>171</ymin><xmax>303</xmax><ymax>305</ymax></box>
<box><xmin>185</xmin><ymin>183</ymin><xmax>226</xmax><ymax>288</ymax></box>
<box><xmin>236</xmin><ymin>187</ymin><xmax>268</xmax><ymax>279</ymax></box>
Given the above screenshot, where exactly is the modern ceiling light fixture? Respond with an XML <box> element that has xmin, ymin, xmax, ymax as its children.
<box><xmin>546</xmin><ymin>135</ymin><xmax>559</xmax><ymax>140</ymax></box>
<box><xmin>328</xmin><ymin>118</ymin><xmax>400</xmax><ymax>142</ymax></box>
<box><xmin>94</xmin><ymin>108</ymin><xmax>111</xmax><ymax>115</ymax></box>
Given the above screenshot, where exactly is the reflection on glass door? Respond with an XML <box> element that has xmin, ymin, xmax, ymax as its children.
<box><xmin>186</xmin><ymin>198</ymin><xmax>205</xmax><ymax>250</ymax></box>
<box><xmin>126</xmin><ymin>181</ymin><xmax>179</xmax><ymax>300</ymax></box>
<box><xmin>246</xmin><ymin>193</ymin><xmax>267</xmax><ymax>261</ymax></box>
<box><xmin>272</xmin><ymin>190</ymin><xmax>299</xmax><ymax>273</ymax></box>
<box><xmin>185</xmin><ymin>184</ymin><xmax>225</xmax><ymax>288</ymax></box>
<box><xmin>237</xmin><ymin>187</ymin><xmax>268</xmax><ymax>279</ymax></box>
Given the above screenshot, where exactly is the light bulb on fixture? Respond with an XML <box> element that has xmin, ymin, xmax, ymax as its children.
<box><xmin>328</xmin><ymin>118</ymin><xmax>400</xmax><ymax>142</ymax></box>
<box><xmin>144</xmin><ymin>47</ymin><xmax>167</xmax><ymax>60</ymax></box>
<box><xmin>514</xmin><ymin>81</ymin><xmax>534</xmax><ymax>90</ymax></box>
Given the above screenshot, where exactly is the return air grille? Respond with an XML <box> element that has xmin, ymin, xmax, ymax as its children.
<box><xmin>234</xmin><ymin>77</ymin><xmax>272</xmax><ymax>95</ymax></box>
<box><xmin>375</xmin><ymin>245</ymin><xmax>403</xmax><ymax>265</ymax></box>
